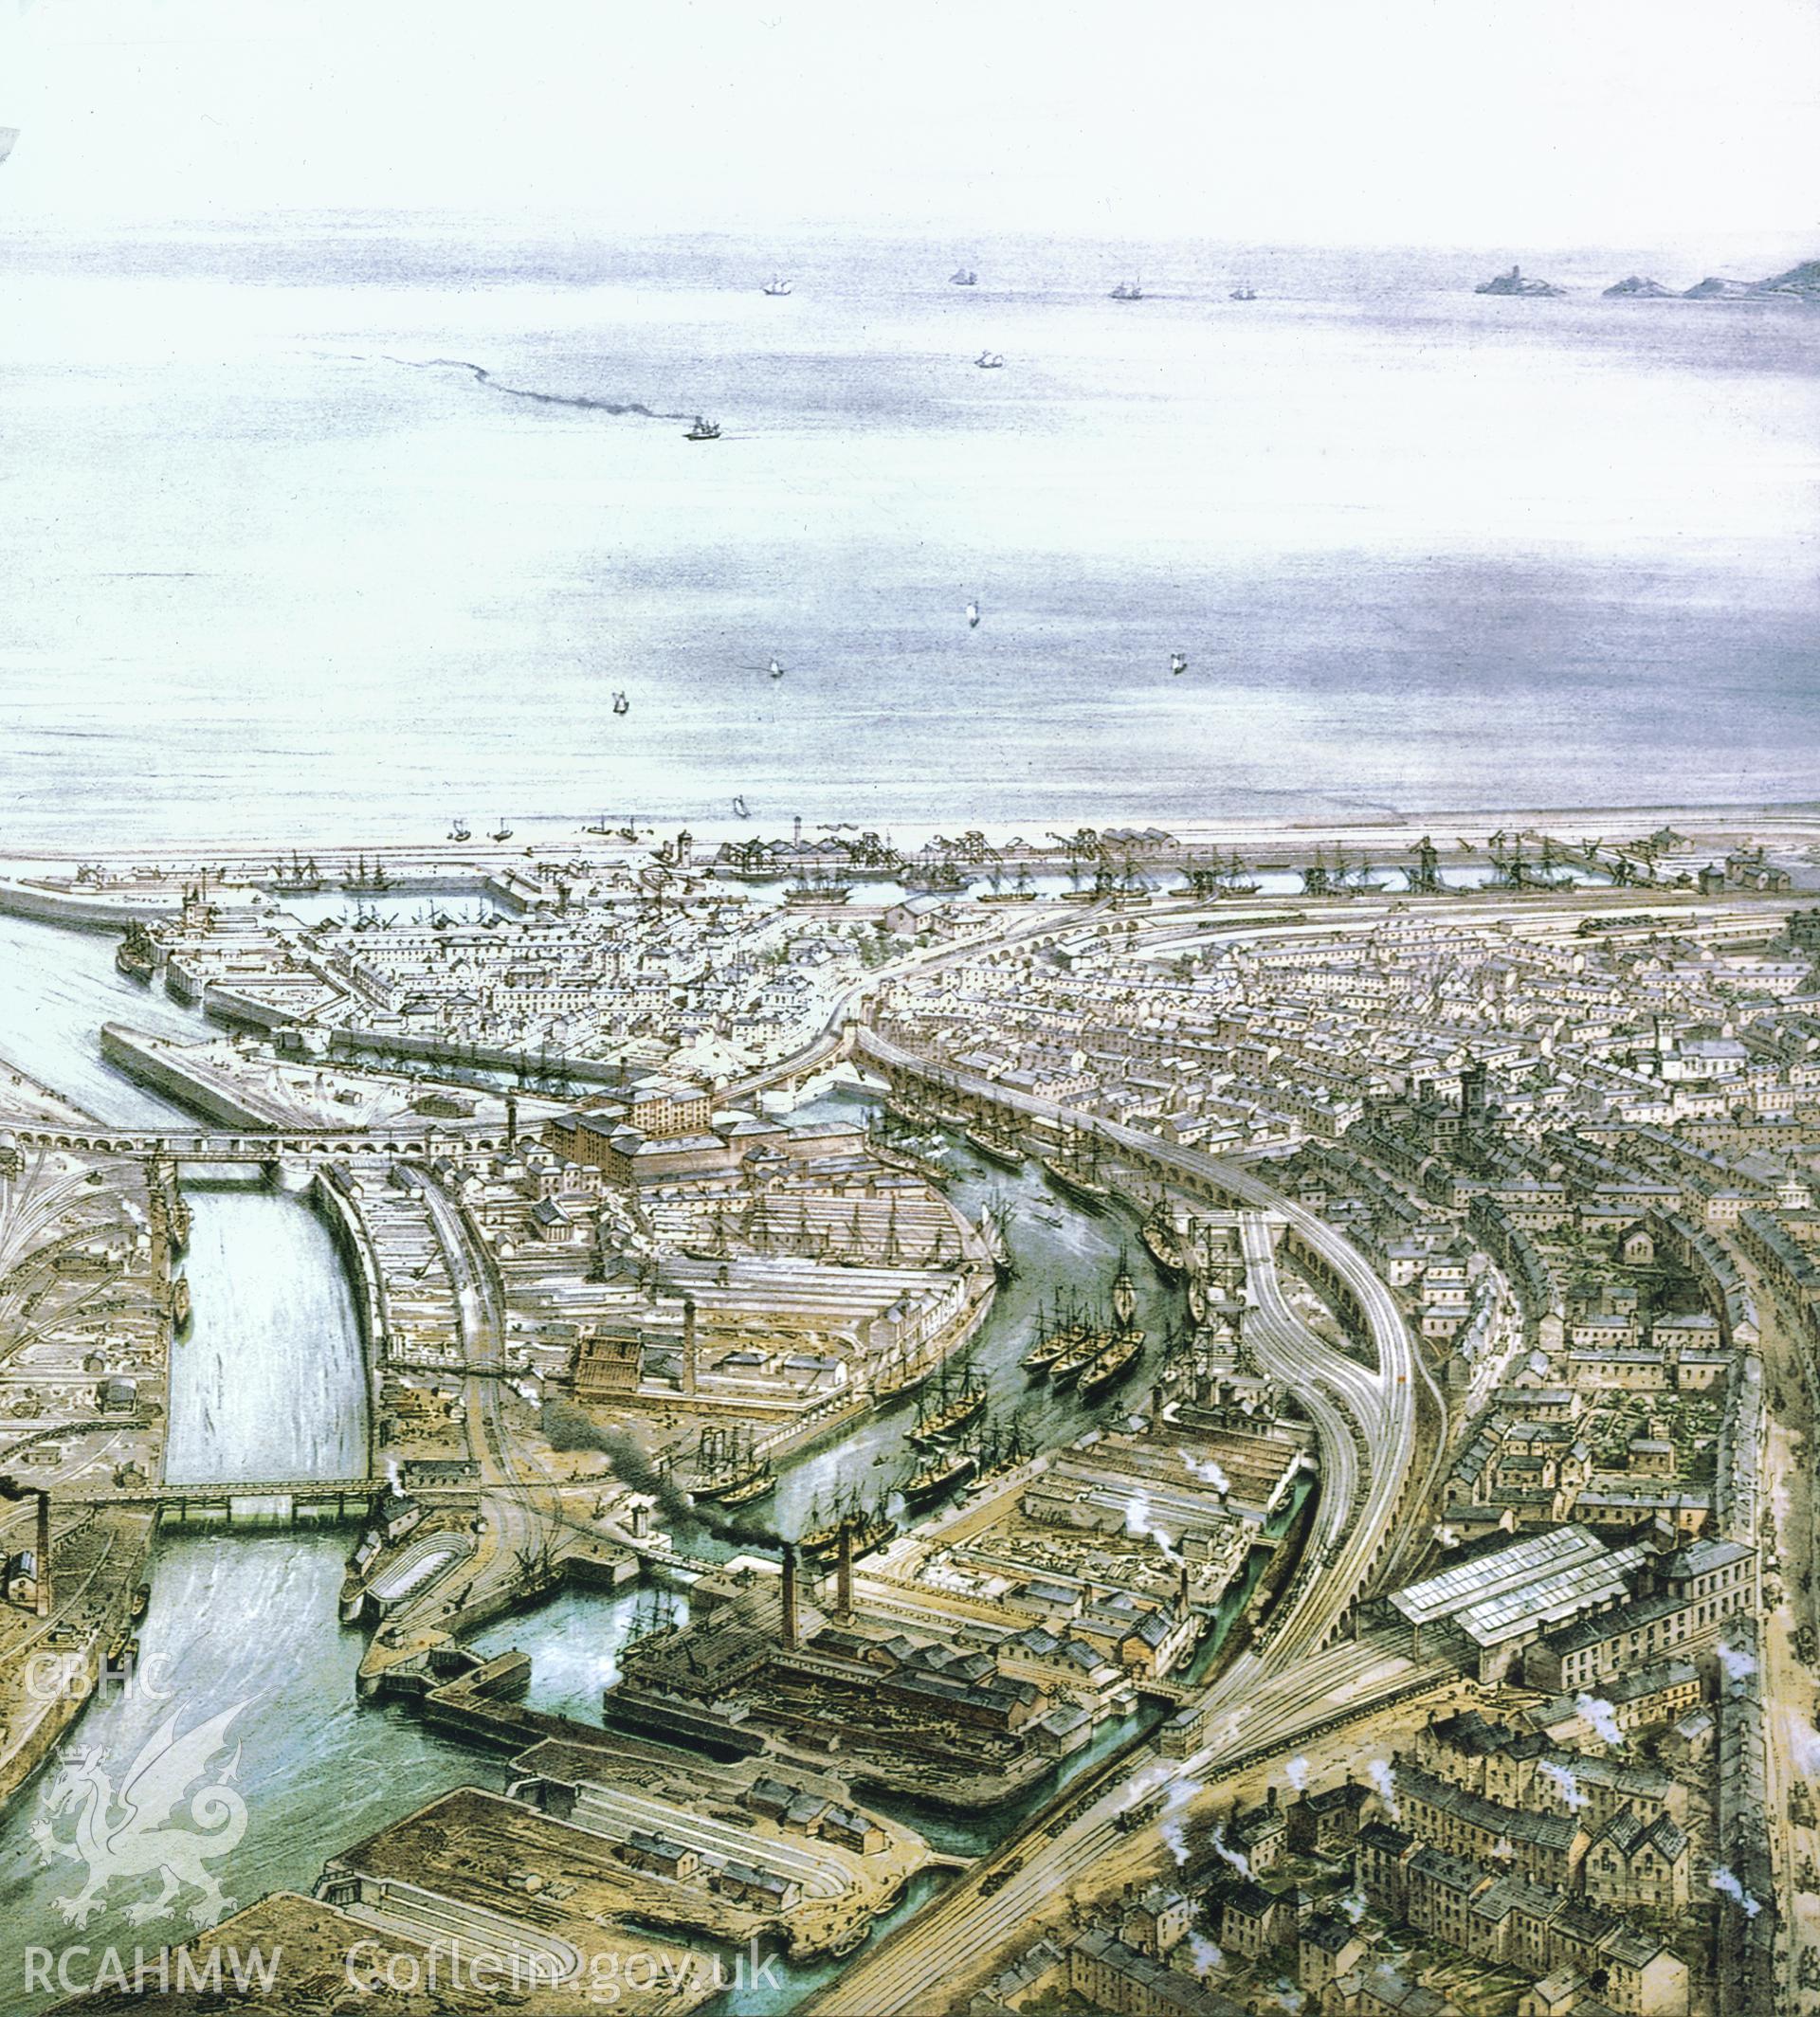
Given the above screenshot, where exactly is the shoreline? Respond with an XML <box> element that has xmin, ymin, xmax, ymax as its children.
<box><xmin>0</xmin><ymin>796</ymin><xmax>1816</xmax><ymax>871</ymax></box>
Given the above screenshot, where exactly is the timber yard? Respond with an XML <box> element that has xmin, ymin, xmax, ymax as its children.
<box><xmin>1</xmin><ymin>803</ymin><xmax>1818</xmax><ymax>2017</ymax></box>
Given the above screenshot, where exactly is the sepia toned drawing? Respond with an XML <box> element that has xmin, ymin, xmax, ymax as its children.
<box><xmin>0</xmin><ymin>3</ymin><xmax>1814</xmax><ymax>2012</ymax></box>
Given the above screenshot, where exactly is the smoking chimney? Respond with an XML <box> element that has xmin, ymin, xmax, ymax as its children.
<box><xmin>836</xmin><ymin>1519</ymin><xmax>855</xmax><ymax>1618</ymax></box>
<box><xmin>780</xmin><ymin>1542</ymin><xmax>800</xmax><ymax>1651</ymax></box>
<box><xmin>1177</xmin><ymin>1557</ymin><xmax>1191</xmax><ymax>1615</ymax></box>
<box><xmin>682</xmin><ymin>1298</ymin><xmax>698</xmax><ymax>1397</ymax></box>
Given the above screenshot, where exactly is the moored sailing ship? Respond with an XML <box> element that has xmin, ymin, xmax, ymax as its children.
<box><xmin>909</xmin><ymin>1359</ymin><xmax>987</xmax><ymax>1445</ymax></box>
<box><xmin>1077</xmin><ymin>1324</ymin><xmax>1143</xmax><ymax>1398</ymax></box>
<box><xmin>689</xmin><ymin>1424</ymin><xmax>775</xmax><ymax>1506</ymax></box>
<box><xmin>1042</xmin><ymin>1130</ymin><xmax>1110</xmax><ymax>1211</ymax></box>
<box><xmin>115</xmin><ymin>921</ymin><xmax>157</xmax><ymax>984</ymax></box>
<box><xmin>964</xmin><ymin>1124</ymin><xmax>1023</xmax><ymax>1170</ymax></box>
<box><xmin>901</xmin><ymin>1439</ymin><xmax>979</xmax><ymax>1510</ymax></box>
<box><xmin>1139</xmin><ymin>1202</ymin><xmax>1185</xmax><ymax>1277</ymax></box>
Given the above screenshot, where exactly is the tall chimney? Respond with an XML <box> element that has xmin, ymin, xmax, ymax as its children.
<box><xmin>780</xmin><ymin>1542</ymin><xmax>799</xmax><ymax>1651</ymax></box>
<box><xmin>35</xmin><ymin>1489</ymin><xmax>50</xmax><ymax>1619</ymax></box>
<box><xmin>1177</xmin><ymin>1557</ymin><xmax>1191</xmax><ymax>1615</ymax></box>
<box><xmin>836</xmin><ymin>1519</ymin><xmax>855</xmax><ymax>1618</ymax></box>
<box><xmin>681</xmin><ymin>1299</ymin><xmax>698</xmax><ymax>1397</ymax></box>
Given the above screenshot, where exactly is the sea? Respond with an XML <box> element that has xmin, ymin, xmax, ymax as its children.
<box><xmin>0</xmin><ymin>221</ymin><xmax>1814</xmax><ymax>850</ymax></box>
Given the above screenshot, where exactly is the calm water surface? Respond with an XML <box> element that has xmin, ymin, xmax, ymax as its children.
<box><xmin>0</xmin><ymin>229</ymin><xmax>1813</xmax><ymax>846</ymax></box>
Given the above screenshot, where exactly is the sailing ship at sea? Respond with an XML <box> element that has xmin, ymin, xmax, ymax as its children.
<box><xmin>1022</xmin><ymin>1286</ymin><xmax>1090</xmax><ymax>1374</ymax></box>
<box><xmin>974</xmin><ymin>350</ymin><xmax>1005</xmax><ymax>369</ymax></box>
<box><xmin>1077</xmin><ymin>1255</ymin><xmax>1145</xmax><ymax>1398</ymax></box>
<box><xmin>684</xmin><ymin>416</ymin><xmax>721</xmax><ymax>440</ymax></box>
<box><xmin>901</xmin><ymin>852</ymin><xmax>969</xmax><ymax>893</ymax></box>
<box><xmin>950</xmin><ymin>267</ymin><xmax>977</xmax><ymax>285</ymax></box>
<box><xmin>1076</xmin><ymin>1321</ymin><xmax>1143</xmax><ymax>1399</ymax></box>
<box><xmin>762</xmin><ymin>277</ymin><xmax>793</xmax><ymax>296</ymax></box>
<box><xmin>1109</xmin><ymin>279</ymin><xmax>1145</xmax><ymax>300</ymax></box>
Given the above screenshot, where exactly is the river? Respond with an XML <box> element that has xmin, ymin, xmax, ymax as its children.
<box><xmin>0</xmin><ymin>918</ymin><xmax>482</xmax><ymax>2016</ymax></box>
<box><xmin>0</xmin><ymin>913</ymin><xmax>1239</xmax><ymax>2015</ymax></box>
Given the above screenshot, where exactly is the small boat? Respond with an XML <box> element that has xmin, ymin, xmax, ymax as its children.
<box><xmin>684</xmin><ymin>416</ymin><xmax>721</xmax><ymax>441</ymax></box>
<box><xmin>762</xmin><ymin>277</ymin><xmax>793</xmax><ymax>296</ymax></box>
<box><xmin>1109</xmin><ymin>280</ymin><xmax>1145</xmax><ymax>300</ymax></box>
<box><xmin>448</xmin><ymin>819</ymin><xmax>471</xmax><ymax>843</ymax></box>
<box><xmin>1171</xmin><ymin>652</ymin><xmax>1188</xmax><ymax>676</ymax></box>
<box><xmin>965</xmin><ymin>599</ymin><xmax>981</xmax><ymax>628</ymax></box>
<box><xmin>491</xmin><ymin>819</ymin><xmax>513</xmax><ymax>842</ymax></box>
<box><xmin>974</xmin><ymin>350</ymin><xmax>1005</xmax><ymax>369</ymax></box>
<box><xmin>1230</xmin><ymin>287</ymin><xmax>1257</xmax><ymax>301</ymax></box>
<box><xmin>951</xmin><ymin>267</ymin><xmax>977</xmax><ymax>286</ymax></box>
<box><xmin>733</xmin><ymin>794</ymin><xmax>751</xmax><ymax>819</ymax></box>
<box><xmin>612</xmin><ymin>691</ymin><xmax>630</xmax><ymax>717</ymax></box>
<box><xmin>586</xmin><ymin>812</ymin><xmax>614</xmax><ymax>834</ymax></box>
<box><xmin>768</xmin><ymin>657</ymin><xmax>787</xmax><ymax>680</ymax></box>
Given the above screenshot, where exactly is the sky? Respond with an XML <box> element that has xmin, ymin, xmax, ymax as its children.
<box><xmin>0</xmin><ymin>0</ymin><xmax>1815</xmax><ymax>248</ymax></box>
